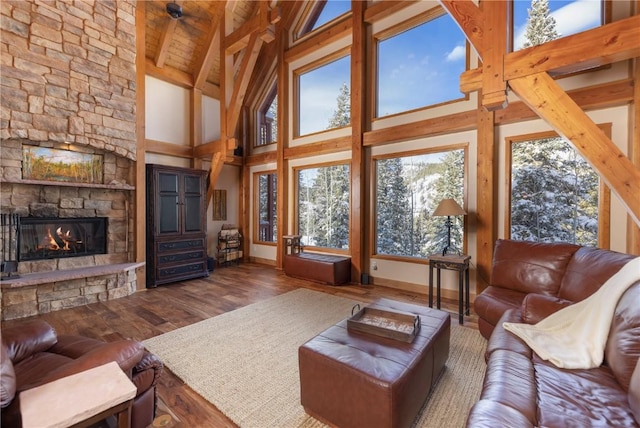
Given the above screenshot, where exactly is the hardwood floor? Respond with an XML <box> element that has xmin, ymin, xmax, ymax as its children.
<box><xmin>1</xmin><ymin>262</ymin><xmax>478</xmax><ymax>427</ymax></box>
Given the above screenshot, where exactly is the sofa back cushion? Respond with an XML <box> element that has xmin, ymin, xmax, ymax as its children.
<box><xmin>490</xmin><ymin>240</ymin><xmax>579</xmax><ymax>296</ymax></box>
<box><xmin>605</xmin><ymin>281</ymin><xmax>640</xmax><ymax>392</ymax></box>
<box><xmin>1</xmin><ymin>320</ymin><xmax>57</xmax><ymax>364</ymax></box>
<box><xmin>558</xmin><ymin>247</ymin><xmax>637</xmax><ymax>302</ymax></box>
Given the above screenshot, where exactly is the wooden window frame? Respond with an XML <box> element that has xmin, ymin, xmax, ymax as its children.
<box><xmin>293</xmin><ymin>47</ymin><xmax>351</xmax><ymax>138</ymax></box>
<box><xmin>370</xmin><ymin>143</ymin><xmax>469</xmax><ymax>263</ymax></box>
<box><xmin>293</xmin><ymin>160</ymin><xmax>351</xmax><ymax>254</ymax></box>
<box><xmin>253</xmin><ymin>170</ymin><xmax>278</xmax><ymax>245</ymax></box>
<box><xmin>370</xmin><ymin>5</ymin><xmax>469</xmax><ymax>122</ymax></box>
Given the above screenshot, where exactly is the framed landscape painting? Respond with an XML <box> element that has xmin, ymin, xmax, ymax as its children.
<box><xmin>22</xmin><ymin>147</ymin><xmax>103</xmax><ymax>184</ymax></box>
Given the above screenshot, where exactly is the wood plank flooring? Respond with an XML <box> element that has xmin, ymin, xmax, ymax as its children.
<box><xmin>1</xmin><ymin>262</ymin><xmax>478</xmax><ymax>427</ymax></box>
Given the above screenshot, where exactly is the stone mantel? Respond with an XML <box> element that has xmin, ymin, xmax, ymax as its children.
<box><xmin>0</xmin><ymin>262</ymin><xmax>144</xmax><ymax>289</ymax></box>
<box><xmin>3</xmin><ymin>178</ymin><xmax>135</xmax><ymax>191</ymax></box>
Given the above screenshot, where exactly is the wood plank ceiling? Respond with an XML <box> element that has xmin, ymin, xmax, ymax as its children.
<box><xmin>144</xmin><ymin>0</ymin><xmax>257</xmax><ymax>94</ymax></box>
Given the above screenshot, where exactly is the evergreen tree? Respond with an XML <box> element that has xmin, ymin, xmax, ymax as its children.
<box><xmin>327</xmin><ymin>82</ymin><xmax>350</xmax><ymax>129</ymax></box>
<box><xmin>511</xmin><ymin>137</ymin><xmax>599</xmax><ymax>246</ymax></box>
<box><xmin>376</xmin><ymin>158</ymin><xmax>412</xmax><ymax>255</ymax></box>
<box><xmin>308</xmin><ymin>164</ymin><xmax>350</xmax><ymax>248</ymax></box>
<box><xmin>523</xmin><ymin>0</ymin><xmax>560</xmax><ymax>48</ymax></box>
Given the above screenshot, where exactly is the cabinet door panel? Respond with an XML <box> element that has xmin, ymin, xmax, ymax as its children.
<box><xmin>184</xmin><ymin>195</ymin><xmax>202</xmax><ymax>232</ymax></box>
<box><xmin>159</xmin><ymin>195</ymin><xmax>179</xmax><ymax>233</ymax></box>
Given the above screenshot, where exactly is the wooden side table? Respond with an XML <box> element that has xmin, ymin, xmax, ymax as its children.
<box><xmin>428</xmin><ymin>254</ymin><xmax>471</xmax><ymax>324</ymax></box>
<box><xmin>20</xmin><ymin>361</ymin><xmax>137</xmax><ymax>428</ymax></box>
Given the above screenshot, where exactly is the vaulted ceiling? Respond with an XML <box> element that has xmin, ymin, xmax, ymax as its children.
<box><xmin>143</xmin><ymin>0</ymin><xmax>260</xmax><ymax>94</ymax></box>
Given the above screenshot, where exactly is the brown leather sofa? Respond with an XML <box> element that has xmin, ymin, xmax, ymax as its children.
<box><xmin>468</xmin><ymin>239</ymin><xmax>640</xmax><ymax>427</ymax></box>
<box><xmin>1</xmin><ymin>320</ymin><xmax>163</xmax><ymax>428</ymax></box>
<box><xmin>474</xmin><ymin>239</ymin><xmax>637</xmax><ymax>340</ymax></box>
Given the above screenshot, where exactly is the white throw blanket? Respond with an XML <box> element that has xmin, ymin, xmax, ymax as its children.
<box><xmin>503</xmin><ymin>256</ymin><xmax>640</xmax><ymax>369</ymax></box>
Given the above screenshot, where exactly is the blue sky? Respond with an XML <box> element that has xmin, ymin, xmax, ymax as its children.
<box><xmin>298</xmin><ymin>0</ymin><xmax>602</xmax><ymax>137</ymax></box>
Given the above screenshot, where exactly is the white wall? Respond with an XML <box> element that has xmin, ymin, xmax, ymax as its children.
<box><xmin>145</xmin><ymin>76</ymin><xmax>190</xmax><ymax>144</ymax></box>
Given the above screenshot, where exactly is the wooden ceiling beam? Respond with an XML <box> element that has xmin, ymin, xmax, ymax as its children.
<box><xmin>461</xmin><ymin>14</ymin><xmax>640</xmax><ymax>93</ymax></box>
<box><xmin>505</xmin><ymin>15</ymin><xmax>640</xmax><ymax>80</ymax></box>
<box><xmin>225</xmin><ymin>7</ymin><xmax>280</xmax><ymax>55</ymax></box>
<box><xmin>145</xmin><ymin>58</ymin><xmax>194</xmax><ymax>88</ymax></box>
<box><xmin>226</xmin><ymin>33</ymin><xmax>264</xmax><ymax>138</ymax></box>
<box><xmin>154</xmin><ymin>1</ymin><xmax>181</xmax><ymax>68</ymax></box>
<box><xmin>510</xmin><ymin>72</ymin><xmax>640</xmax><ymax>226</ymax></box>
<box><xmin>194</xmin><ymin>19</ymin><xmax>221</xmax><ymax>90</ymax></box>
<box><xmin>439</xmin><ymin>0</ymin><xmax>484</xmax><ymax>59</ymax></box>
<box><xmin>145</xmin><ymin>139</ymin><xmax>194</xmax><ymax>158</ymax></box>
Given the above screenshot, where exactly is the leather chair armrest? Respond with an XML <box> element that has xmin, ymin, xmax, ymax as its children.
<box><xmin>29</xmin><ymin>339</ymin><xmax>145</xmax><ymax>388</ymax></box>
<box><xmin>0</xmin><ymin>342</ymin><xmax>16</xmax><ymax>408</ymax></box>
<box><xmin>133</xmin><ymin>350</ymin><xmax>163</xmax><ymax>389</ymax></box>
<box><xmin>1</xmin><ymin>320</ymin><xmax>57</xmax><ymax>363</ymax></box>
<box><xmin>521</xmin><ymin>294</ymin><xmax>573</xmax><ymax>324</ymax></box>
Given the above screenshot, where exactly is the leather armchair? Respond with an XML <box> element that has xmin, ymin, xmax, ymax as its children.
<box><xmin>0</xmin><ymin>320</ymin><xmax>163</xmax><ymax>428</ymax></box>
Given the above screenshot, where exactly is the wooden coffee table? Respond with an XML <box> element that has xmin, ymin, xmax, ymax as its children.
<box><xmin>20</xmin><ymin>361</ymin><xmax>137</xmax><ymax>428</ymax></box>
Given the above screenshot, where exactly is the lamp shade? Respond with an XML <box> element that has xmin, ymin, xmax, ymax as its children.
<box><xmin>433</xmin><ymin>198</ymin><xmax>466</xmax><ymax>216</ymax></box>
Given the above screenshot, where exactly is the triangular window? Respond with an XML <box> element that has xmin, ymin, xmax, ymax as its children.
<box><xmin>296</xmin><ymin>0</ymin><xmax>351</xmax><ymax>39</ymax></box>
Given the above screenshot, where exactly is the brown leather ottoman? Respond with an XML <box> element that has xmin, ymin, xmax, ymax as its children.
<box><xmin>299</xmin><ymin>298</ymin><xmax>450</xmax><ymax>428</ymax></box>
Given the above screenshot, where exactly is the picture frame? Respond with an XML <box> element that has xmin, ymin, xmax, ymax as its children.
<box><xmin>212</xmin><ymin>189</ymin><xmax>227</xmax><ymax>221</ymax></box>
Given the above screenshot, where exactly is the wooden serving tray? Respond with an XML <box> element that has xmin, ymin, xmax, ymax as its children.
<box><xmin>347</xmin><ymin>304</ymin><xmax>420</xmax><ymax>343</ymax></box>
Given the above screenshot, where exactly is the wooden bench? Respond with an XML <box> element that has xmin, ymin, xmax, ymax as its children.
<box><xmin>283</xmin><ymin>252</ymin><xmax>351</xmax><ymax>285</ymax></box>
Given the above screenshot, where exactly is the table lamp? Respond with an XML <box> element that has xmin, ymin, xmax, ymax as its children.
<box><xmin>433</xmin><ymin>198</ymin><xmax>466</xmax><ymax>256</ymax></box>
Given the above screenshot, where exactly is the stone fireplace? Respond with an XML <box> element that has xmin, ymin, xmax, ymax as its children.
<box><xmin>19</xmin><ymin>216</ymin><xmax>108</xmax><ymax>261</ymax></box>
<box><xmin>0</xmin><ymin>1</ymin><xmax>141</xmax><ymax>320</ymax></box>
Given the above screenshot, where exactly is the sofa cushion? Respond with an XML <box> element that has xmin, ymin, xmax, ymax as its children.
<box><xmin>520</xmin><ymin>293</ymin><xmax>573</xmax><ymax>324</ymax></box>
<box><xmin>605</xmin><ymin>282</ymin><xmax>640</xmax><ymax>392</ymax></box>
<box><xmin>0</xmin><ymin>342</ymin><xmax>16</xmax><ymax>408</ymax></box>
<box><xmin>534</xmin><ymin>355</ymin><xmax>639</xmax><ymax>427</ymax></box>
<box><xmin>558</xmin><ymin>247</ymin><xmax>637</xmax><ymax>302</ymax></box>
<box><xmin>490</xmin><ymin>239</ymin><xmax>579</xmax><ymax>296</ymax></box>
<box><xmin>474</xmin><ymin>286</ymin><xmax>527</xmax><ymax>328</ymax></box>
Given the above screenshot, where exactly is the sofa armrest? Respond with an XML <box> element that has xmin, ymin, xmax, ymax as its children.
<box><xmin>521</xmin><ymin>293</ymin><xmax>573</xmax><ymax>324</ymax></box>
<box><xmin>27</xmin><ymin>339</ymin><xmax>145</xmax><ymax>388</ymax></box>
<box><xmin>485</xmin><ymin>309</ymin><xmax>532</xmax><ymax>361</ymax></box>
<box><xmin>1</xmin><ymin>320</ymin><xmax>57</xmax><ymax>364</ymax></box>
<box><xmin>132</xmin><ymin>350</ymin><xmax>163</xmax><ymax>391</ymax></box>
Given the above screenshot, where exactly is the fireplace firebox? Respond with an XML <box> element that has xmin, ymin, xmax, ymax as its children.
<box><xmin>19</xmin><ymin>217</ymin><xmax>108</xmax><ymax>261</ymax></box>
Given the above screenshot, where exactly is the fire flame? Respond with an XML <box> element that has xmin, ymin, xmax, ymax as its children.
<box><xmin>37</xmin><ymin>228</ymin><xmax>81</xmax><ymax>251</ymax></box>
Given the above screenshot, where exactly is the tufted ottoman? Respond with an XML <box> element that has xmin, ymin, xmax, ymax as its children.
<box><xmin>299</xmin><ymin>298</ymin><xmax>450</xmax><ymax>428</ymax></box>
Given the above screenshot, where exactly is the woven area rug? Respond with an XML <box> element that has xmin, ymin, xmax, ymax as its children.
<box><xmin>143</xmin><ymin>289</ymin><xmax>486</xmax><ymax>428</ymax></box>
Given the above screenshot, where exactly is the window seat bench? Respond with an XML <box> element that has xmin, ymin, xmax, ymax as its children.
<box><xmin>283</xmin><ymin>252</ymin><xmax>351</xmax><ymax>285</ymax></box>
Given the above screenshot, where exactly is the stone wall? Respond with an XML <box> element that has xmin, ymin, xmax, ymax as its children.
<box><xmin>0</xmin><ymin>0</ymin><xmax>140</xmax><ymax>319</ymax></box>
<box><xmin>0</xmin><ymin>0</ymin><xmax>138</xmax><ymax>159</ymax></box>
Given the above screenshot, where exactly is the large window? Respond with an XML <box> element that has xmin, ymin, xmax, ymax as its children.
<box><xmin>296</xmin><ymin>163</ymin><xmax>350</xmax><ymax>250</ymax></box>
<box><xmin>507</xmin><ymin>132</ymin><xmax>610</xmax><ymax>247</ymax></box>
<box><xmin>376</xmin><ymin>8</ymin><xmax>466</xmax><ymax>118</ymax></box>
<box><xmin>513</xmin><ymin>0</ymin><xmax>604</xmax><ymax>50</ymax></box>
<box><xmin>296</xmin><ymin>52</ymin><xmax>350</xmax><ymax>136</ymax></box>
<box><xmin>375</xmin><ymin>147</ymin><xmax>466</xmax><ymax>258</ymax></box>
<box><xmin>254</xmin><ymin>172</ymin><xmax>277</xmax><ymax>243</ymax></box>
